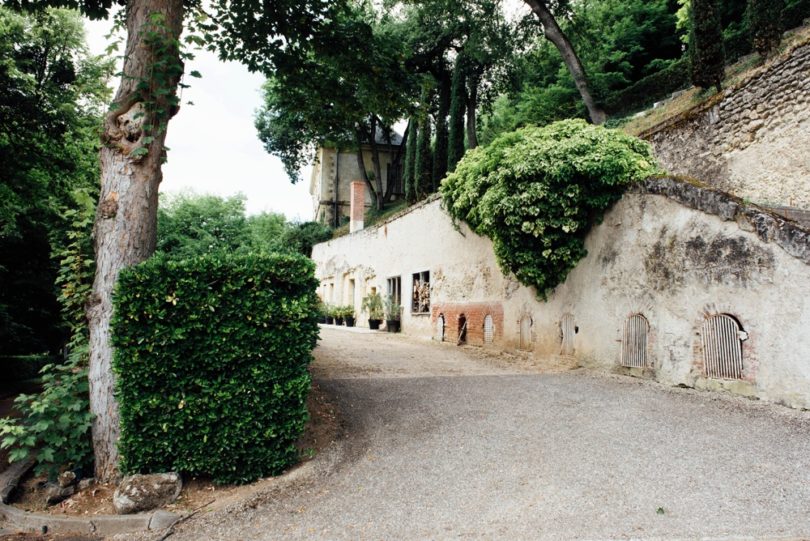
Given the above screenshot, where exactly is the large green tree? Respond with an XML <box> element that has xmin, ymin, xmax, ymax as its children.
<box><xmin>690</xmin><ymin>0</ymin><xmax>725</xmax><ymax>90</ymax></box>
<box><xmin>2</xmin><ymin>0</ymin><xmax>349</xmax><ymax>481</ymax></box>
<box><xmin>255</xmin><ymin>3</ymin><xmax>413</xmax><ymax>211</ymax></box>
<box><xmin>0</xmin><ymin>7</ymin><xmax>110</xmax><ymax>356</ymax></box>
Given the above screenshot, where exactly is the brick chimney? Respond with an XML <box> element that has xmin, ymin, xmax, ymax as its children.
<box><xmin>350</xmin><ymin>180</ymin><xmax>365</xmax><ymax>233</ymax></box>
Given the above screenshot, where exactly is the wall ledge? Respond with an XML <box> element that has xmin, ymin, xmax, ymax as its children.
<box><xmin>635</xmin><ymin>176</ymin><xmax>810</xmax><ymax>265</ymax></box>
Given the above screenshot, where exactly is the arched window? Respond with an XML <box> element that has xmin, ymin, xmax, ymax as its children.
<box><xmin>437</xmin><ymin>314</ymin><xmax>445</xmax><ymax>342</ymax></box>
<box><xmin>519</xmin><ymin>315</ymin><xmax>532</xmax><ymax>350</ymax></box>
<box><xmin>457</xmin><ymin>314</ymin><xmax>467</xmax><ymax>345</ymax></box>
<box><xmin>702</xmin><ymin>314</ymin><xmax>745</xmax><ymax>380</ymax></box>
<box><xmin>621</xmin><ymin>314</ymin><xmax>649</xmax><ymax>368</ymax></box>
<box><xmin>560</xmin><ymin>314</ymin><xmax>576</xmax><ymax>356</ymax></box>
<box><xmin>483</xmin><ymin>315</ymin><xmax>494</xmax><ymax>344</ymax></box>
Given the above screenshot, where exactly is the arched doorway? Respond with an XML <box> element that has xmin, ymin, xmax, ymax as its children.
<box><xmin>457</xmin><ymin>314</ymin><xmax>467</xmax><ymax>345</ymax></box>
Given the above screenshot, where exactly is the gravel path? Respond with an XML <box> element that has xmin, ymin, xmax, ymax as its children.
<box><xmin>166</xmin><ymin>326</ymin><xmax>810</xmax><ymax>540</ymax></box>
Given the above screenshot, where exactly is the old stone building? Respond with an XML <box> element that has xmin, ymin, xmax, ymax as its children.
<box><xmin>312</xmin><ymin>178</ymin><xmax>810</xmax><ymax>409</ymax></box>
<box><xmin>311</xmin><ymin>38</ymin><xmax>810</xmax><ymax>409</ymax></box>
<box><xmin>309</xmin><ymin>129</ymin><xmax>404</xmax><ymax>227</ymax></box>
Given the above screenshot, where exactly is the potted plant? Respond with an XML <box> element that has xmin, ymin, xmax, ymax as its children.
<box><xmin>334</xmin><ymin>304</ymin><xmax>344</xmax><ymax>326</ymax></box>
<box><xmin>325</xmin><ymin>304</ymin><xmax>335</xmax><ymax>325</ymax></box>
<box><xmin>317</xmin><ymin>301</ymin><xmax>329</xmax><ymax>324</ymax></box>
<box><xmin>361</xmin><ymin>292</ymin><xmax>384</xmax><ymax>330</ymax></box>
<box><xmin>384</xmin><ymin>296</ymin><xmax>402</xmax><ymax>333</ymax></box>
<box><xmin>343</xmin><ymin>305</ymin><xmax>356</xmax><ymax>327</ymax></box>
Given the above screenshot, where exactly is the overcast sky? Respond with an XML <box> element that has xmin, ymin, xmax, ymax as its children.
<box><xmin>83</xmin><ymin>18</ymin><xmax>315</xmax><ymax>220</ymax></box>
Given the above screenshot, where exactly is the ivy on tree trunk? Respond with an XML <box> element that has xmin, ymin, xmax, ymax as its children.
<box><xmin>88</xmin><ymin>0</ymin><xmax>184</xmax><ymax>482</ymax></box>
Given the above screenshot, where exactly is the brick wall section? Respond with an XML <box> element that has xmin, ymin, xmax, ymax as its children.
<box><xmin>432</xmin><ymin>302</ymin><xmax>504</xmax><ymax>346</ymax></box>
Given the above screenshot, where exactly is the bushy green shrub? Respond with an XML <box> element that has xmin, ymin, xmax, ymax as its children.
<box><xmin>441</xmin><ymin>119</ymin><xmax>661</xmax><ymax>298</ymax></box>
<box><xmin>603</xmin><ymin>57</ymin><xmax>691</xmax><ymax>116</ymax></box>
<box><xmin>112</xmin><ymin>253</ymin><xmax>319</xmax><ymax>484</ymax></box>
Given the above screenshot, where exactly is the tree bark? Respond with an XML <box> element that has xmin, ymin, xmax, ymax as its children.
<box><xmin>354</xmin><ymin>128</ymin><xmax>379</xmax><ymax>210</ymax></box>
<box><xmin>524</xmin><ymin>0</ymin><xmax>606</xmax><ymax>125</ymax></box>
<box><xmin>465</xmin><ymin>71</ymin><xmax>479</xmax><ymax>149</ymax></box>
<box><xmin>87</xmin><ymin>0</ymin><xmax>184</xmax><ymax>482</ymax></box>
<box><xmin>368</xmin><ymin>116</ymin><xmax>385</xmax><ymax>210</ymax></box>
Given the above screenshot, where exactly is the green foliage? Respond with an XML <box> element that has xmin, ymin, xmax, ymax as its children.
<box><xmin>403</xmin><ymin>118</ymin><xmax>418</xmax><ymax>203</ymax></box>
<box><xmin>384</xmin><ymin>296</ymin><xmax>402</xmax><ymax>321</ymax></box>
<box><xmin>447</xmin><ymin>57</ymin><xmax>467</xmax><ymax>173</ymax></box>
<box><xmin>0</xmin><ymin>354</ymin><xmax>54</xmax><ymax>384</ymax></box>
<box><xmin>749</xmin><ymin>0</ymin><xmax>785</xmax><ymax>57</ymax></box>
<box><xmin>0</xmin><ymin>7</ymin><xmax>110</xmax><ymax>354</ymax></box>
<box><xmin>112</xmin><ymin>253</ymin><xmax>319</xmax><ymax>484</ymax></box>
<box><xmin>415</xmin><ymin>83</ymin><xmax>433</xmax><ymax>198</ymax></box>
<box><xmin>441</xmin><ymin>119</ymin><xmax>661</xmax><ymax>298</ymax></box>
<box><xmin>603</xmin><ymin>57</ymin><xmax>691</xmax><ymax>116</ymax></box>
<box><xmin>157</xmin><ymin>193</ymin><xmax>250</xmax><ymax>259</ymax></box>
<box><xmin>432</xmin><ymin>72</ymin><xmax>450</xmax><ymax>185</ymax></box>
<box><xmin>156</xmin><ymin>192</ymin><xmax>332</xmax><ymax>260</ymax></box>
<box><xmin>361</xmin><ymin>291</ymin><xmax>384</xmax><ymax>320</ymax></box>
<box><xmin>690</xmin><ymin>0</ymin><xmax>726</xmax><ymax>90</ymax></box>
<box><xmin>0</xmin><ymin>351</ymin><xmax>93</xmax><ymax>479</ymax></box>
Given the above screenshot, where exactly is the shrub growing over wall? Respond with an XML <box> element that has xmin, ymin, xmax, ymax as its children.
<box><xmin>440</xmin><ymin>119</ymin><xmax>660</xmax><ymax>299</ymax></box>
<box><xmin>112</xmin><ymin>253</ymin><xmax>319</xmax><ymax>484</ymax></box>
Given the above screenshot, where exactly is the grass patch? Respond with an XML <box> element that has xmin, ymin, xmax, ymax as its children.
<box><xmin>619</xmin><ymin>23</ymin><xmax>810</xmax><ymax>136</ymax></box>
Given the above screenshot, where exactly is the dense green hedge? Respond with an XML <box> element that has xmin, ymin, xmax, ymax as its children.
<box><xmin>112</xmin><ymin>253</ymin><xmax>319</xmax><ymax>484</ymax></box>
<box><xmin>604</xmin><ymin>57</ymin><xmax>690</xmax><ymax>116</ymax></box>
<box><xmin>441</xmin><ymin>120</ymin><xmax>660</xmax><ymax>299</ymax></box>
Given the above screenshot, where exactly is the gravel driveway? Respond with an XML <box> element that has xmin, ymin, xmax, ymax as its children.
<box><xmin>167</xmin><ymin>326</ymin><xmax>810</xmax><ymax>540</ymax></box>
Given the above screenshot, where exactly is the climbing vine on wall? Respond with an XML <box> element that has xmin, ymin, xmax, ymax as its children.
<box><xmin>440</xmin><ymin>119</ymin><xmax>661</xmax><ymax>298</ymax></box>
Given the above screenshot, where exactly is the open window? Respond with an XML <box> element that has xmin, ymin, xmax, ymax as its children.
<box><xmin>412</xmin><ymin>271</ymin><xmax>430</xmax><ymax>313</ymax></box>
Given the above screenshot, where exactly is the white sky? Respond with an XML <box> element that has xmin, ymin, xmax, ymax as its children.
<box><xmin>82</xmin><ymin>17</ymin><xmax>314</xmax><ymax>220</ymax></box>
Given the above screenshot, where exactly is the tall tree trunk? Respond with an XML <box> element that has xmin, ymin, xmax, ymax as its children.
<box><xmin>524</xmin><ymin>0</ymin><xmax>606</xmax><ymax>125</ymax></box>
<box><xmin>368</xmin><ymin>116</ymin><xmax>385</xmax><ymax>210</ymax></box>
<box><xmin>87</xmin><ymin>0</ymin><xmax>184</xmax><ymax>482</ymax></box>
<box><xmin>465</xmin><ymin>71</ymin><xmax>479</xmax><ymax>149</ymax></box>
<box><xmin>354</xmin><ymin>128</ymin><xmax>380</xmax><ymax>211</ymax></box>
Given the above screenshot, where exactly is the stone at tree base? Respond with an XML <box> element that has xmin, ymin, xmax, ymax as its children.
<box><xmin>57</xmin><ymin>470</ymin><xmax>77</xmax><ymax>488</ymax></box>
<box><xmin>113</xmin><ymin>473</ymin><xmax>182</xmax><ymax>515</ymax></box>
<box><xmin>44</xmin><ymin>483</ymin><xmax>75</xmax><ymax>505</ymax></box>
<box><xmin>78</xmin><ymin>477</ymin><xmax>95</xmax><ymax>491</ymax></box>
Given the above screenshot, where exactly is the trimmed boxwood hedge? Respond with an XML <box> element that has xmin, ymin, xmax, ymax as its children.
<box><xmin>111</xmin><ymin>253</ymin><xmax>320</xmax><ymax>484</ymax></box>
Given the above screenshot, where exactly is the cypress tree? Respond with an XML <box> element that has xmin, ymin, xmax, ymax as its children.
<box><xmin>447</xmin><ymin>58</ymin><xmax>466</xmax><ymax>173</ymax></box>
<box><xmin>749</xmin><ymin>0</ymin><xmax>784</xmax><ymax>57</ymax></box>
<box><xmin>690</xmin><ymin>0</ymin><xmax>726</xmax><ymax>91</ymax></box>
<box><xmin>403</xmin><ymin>118</ymin><xmax>418</xmax><ymax>203</ymax></box>
<box><xmin>414</xmin><ymin>86</ymin><xmax>433</xmax><ymax>199</ymax></box>
<box><xmin>432</xmin><ymin>74</ymin><xmax>450</xmax><ymax>187</ymax></box>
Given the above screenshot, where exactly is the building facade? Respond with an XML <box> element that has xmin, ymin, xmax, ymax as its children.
<box><xmin>311</xmin><ymin>178</ymin><xmax>810</xmax><ymax>409</ymax></box>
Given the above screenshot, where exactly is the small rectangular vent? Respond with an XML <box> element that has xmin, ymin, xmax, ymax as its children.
<box><xmin>702</xmin><ymin>315</ymin><xmax>744</xmax><ymax>380</ymax></box>
<box><xmin>621</xmin><ymin>314</ymin><xmax>649</xmax><ymax>368</ymax></box>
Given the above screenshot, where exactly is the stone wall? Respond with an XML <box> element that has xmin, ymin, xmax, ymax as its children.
<box><xmin>312</xmin><ymin>178</ymin><xmax>810</xmax><ymax>409</ymax></box>
<box><xmin>642</xmin><ymin>40</ymin><xmax>810</xmax><ymax>209</ymax></box>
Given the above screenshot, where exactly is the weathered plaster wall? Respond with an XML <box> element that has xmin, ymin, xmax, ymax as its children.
<box><xmin>311</xmin><ymin>179</ymin><xmax>810</xmax><ymax>409</ymax></box>
<box><xmin>642</xmin><ymin>41</ymin><xmax>810</xmax><ymax>209</ymax></box>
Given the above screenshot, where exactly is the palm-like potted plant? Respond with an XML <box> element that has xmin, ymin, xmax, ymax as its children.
<box><xmin>325</xmin><ymin>304</ymin><xmax>335</xmax><ymax>325</ymax></box>
<box><xmin>333</xmin><ymin>304</ymin><xmax>345</xmax><ymax>326</ymax></box>
<box><xmin>342</xmin><ymin>305</ymin><xmax>356</xmax><ymax>327</ymax></box>
<box><xmin>361</xmin><ymin>292</ymin><xmax>384</xmax><ymax>330</ymax></box>
<box><xmin>384</xmin><ymin>296</ymin><xmax>402</xmax><ymax>333</ymax></box>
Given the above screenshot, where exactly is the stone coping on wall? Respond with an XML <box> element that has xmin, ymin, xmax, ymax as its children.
<box><xmin>635</xmin><ymin>176</ymin><xmax>810</xmax><ymax>265</ymax></box>
<box><xmin>638</xmin><ymin>37</ymin><xmax>810</xmax><ymax>140</ymax></box>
